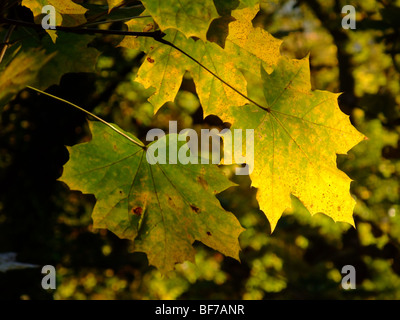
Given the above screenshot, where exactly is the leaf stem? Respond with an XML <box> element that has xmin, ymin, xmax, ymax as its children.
<box><xmin>26</xmin><ymin>86</ymin><xmax>146</xmax><ymax>149</ymax></box>
<box><xmin>154</xmin><ymin>37</ymin><xmax>271</xmax><ymax>113</ymax></box>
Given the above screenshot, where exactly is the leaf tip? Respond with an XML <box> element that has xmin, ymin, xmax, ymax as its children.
<box><xmin>268</xmin><ymin>220</ymin><xmax>278</xmax><ymax>234</ymax></box>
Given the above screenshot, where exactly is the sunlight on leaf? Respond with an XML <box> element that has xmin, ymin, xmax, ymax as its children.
<box><xmin>226</xmin><ymin>57</ymin><xmax>365</xmax><ymax>230</ymax></box>
<box><xmin>140</xmin><ymin>0</ymin><xmax>219</xmax><ymax>41</ymax></box>
<box><xmin>61</xmin><ymin>121</ymin><xmax>244</xmax><ymax>273</ymax></box>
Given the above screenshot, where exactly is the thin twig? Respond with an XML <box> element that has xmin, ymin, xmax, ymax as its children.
<box><xmin>0</xmin><ymin>25</ymin><xmax>15</xmax><ymax>64</ymax></box>
<box><xmin>0</xmin><ymin>17</ymin><xmax>165</xmax><ymax>39</ymax></box>
<box><xmin>83</xmin><ymin>15</ymin><xmax>151</xmax><ymax>27</ymax></box>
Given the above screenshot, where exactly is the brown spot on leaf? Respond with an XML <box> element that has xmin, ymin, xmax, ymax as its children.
<box><xmin>190</xmin><ymin>204</ymin><xmax>200</xmax><ymax>213</ymax></box>
<box><xmin>147</xmin><ymin>57</ymin><xmax>154</xmax><ymax>63</ymax></box>
<box><xmin>337</xmin><ymin>206</ymin><xmax>341</xmax><ymax>211</ymax></box>
<box><xmin>206</xmin><ymin>231</ymin><xmax>212</xmax><ymax>236</ymax></box>
<box><xmin>197</xmin><ymin>175</ymin><xmax>208</xmax><ymax>190</ymax></box>
<box><xmin>132</xmin><ymin>207</ymin><xmax>143</xmax><ymax>216</ymax></box>
<box><xmin>143</xmin><ymin>23</ymin><xmax>154</xmax><ymax>32</ymax></box>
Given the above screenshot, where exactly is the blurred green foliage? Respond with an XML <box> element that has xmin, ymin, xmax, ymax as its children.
<box><xmin>0</xmin><ymin>0</ymin><xmax>400</xmax><ymax>299</ymax></box>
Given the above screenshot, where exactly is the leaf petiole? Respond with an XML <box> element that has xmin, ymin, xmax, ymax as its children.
<box><xmin>26</xmin><ymin>86</ymin><xmax>146</xmax><ymax>149</ymax></box>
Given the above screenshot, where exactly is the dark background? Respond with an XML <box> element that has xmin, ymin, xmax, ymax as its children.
<box><xmin>0</xmin><ymin>0</ymin><xmax>400</xmax><ymax>299</ymax></box>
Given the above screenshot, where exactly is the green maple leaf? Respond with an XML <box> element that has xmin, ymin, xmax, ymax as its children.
<box><xmin>35</xmin><ymin>33</ymin><xmax>100</xmax><ymax>89</ymax></box>
<box><xmin>0</xmin><ymin>48</ymin><xmax>54</xmax><ymax>106</ymax></box>
<box><xmin>140</xmin><ymin>0</ymin><xmax>219</xmax><ymax>41</ymax></box>
<box><xmin>0</xmin><ymin>31</ymin><xmax>99</xmax><ymax>105</ymax></box>
<box><xmin>123</xmin><ymin>27</ymin><xmax>195</xmax><ymax>114</ymax></box>
<box><xmin>119</xmin><ymin>5</ymin><xmax>280</xmax><ymax>116</ymax></box>
<box><xmin>225</xmin><ymin>57</ymin><xmax>366</xmax><ymax>231</ymax></box>
<box><xmin>61</xmin><ymin>121</ymin><xmax>244</xmax><ymax>273</ymax></box>
<box><xmin>121</xmin><ymin>25</ymin><xmax>248</xmax><ymax>115</ymax></box>
<box><xmin>22</xmin><ymin>0</ymin><xmax>87</xmax><ymax>42</ymax></box>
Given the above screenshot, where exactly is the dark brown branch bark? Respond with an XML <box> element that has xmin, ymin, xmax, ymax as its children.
<box><xmin>0</xmin><ymin>16</ymin><xmax>267</xmax><ymax>112</ymax></box>
<box><xmin>0</xmin><ymin>17</ymin><xmax>165</xmax><ymax>39</ymax></box>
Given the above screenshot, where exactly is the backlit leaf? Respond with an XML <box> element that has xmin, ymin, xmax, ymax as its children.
<box><xmin>21</xmin><ymin>0</ymin><xmax>87</xmax><ymax>26</ymax></box>
<box><xmin>60</xmin><ymin>121</ymin><xmax>244</xmax><ymax>273</ymax></box>
<box><xmin>107</xmin><ymin>0</ymin><xmax>123</xmax><ymax>12</ymax></box>
<box><xmin>119</xmin><ymin>4</ymin><xmax>281</xmax><ymax>116</ymax></box>
<box><xmin>22</xmin><ymin>0</ymin><xmax>87</xmax><ymax>42</ymax></box>
<box><xmin>35</xmin><ymin>33</ymin><xmax>100</xmax><ymax>89</ymax></box>
<box><xmin>0</xmin><ymin>48</ymin><xmax>54</xmax><ymax>105</ymax></box>
<box><xmin>140</xmin><ymin>0</ymin><xmax>219</xmax><ymax>41</ymax></box>
<box><xmin>224</xmin><ymin>5</ymin><xmax>282</xmax><ymax>75</ymax></box>
<box><xmin>226</xmin><ymin>57</ymin><xmax>366</xmax><ymax>231</ymax></box>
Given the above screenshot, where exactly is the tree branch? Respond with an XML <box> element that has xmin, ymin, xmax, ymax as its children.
<box><xmin>0</xmin><ymin>17</ymin><xmax>165</xmax><ymax>39</ymax></box>
<box><xmin>1</xmin><ymin>16</ymin><xmax>268</xmax><ymax>112</ymax></box>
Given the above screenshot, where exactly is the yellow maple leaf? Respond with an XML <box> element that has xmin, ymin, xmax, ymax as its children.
<box><xmin>225</xmin><ymin>5</ymin><xmax>282</xmax><ymax>75</ymax></box>
<box><xmin>226</xmin><ymin>56</ymin><xmax>366</xmax><ymax>231</ymax></box>
<box><xmin>120</xmin><ymin>5</ymin><xmax>281</xmax><ymax>115</ymax></box>
<box><xmin>107</xmin><ymin>0</ymin><xmax>124</xmax><ymax>13</ymax></box>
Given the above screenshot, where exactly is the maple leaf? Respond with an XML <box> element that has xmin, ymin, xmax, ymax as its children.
<box><xmin>120</xmin><ymin>21</ymin><xmax>248</xmax><ymax>115</ymax></box>
<box><xmin>21</xmin><ymin>0</ymin><xmax>87</xmax><ymax>26</ymax></box>
<box><xmin>106</xmin><ymin>0</ymin><xmax>123</xmax><ymax>12</ymax></box>
<box><xmin>140</xmin><ymin>0</ymin><xmax>219</xmax><ymax>41</ymax></box>
<box><xmin>119</xmin><ymin>4</ymin><xmax>280</xmax><ymax>116</ymax></box>
<box><xmin>35</xmin><ymin>33</ymin><xmax>100</xmax><ymax>89</ymax></box>
<box><xmin>9</xmin><ymin>26</ymin><xmax>100</xmax><ymax>88</ymax></box>
<box><xmin>224</xmin><ymin>5</ymin><xmax>282</xmax><ymax>76</ymax></box>
<box><xmin>60</xmin><ymin>121</ymin><xmax>244</xmax><ymax>273</ymax></box>
<box><xmin>226</xmin><ymin>57</ymin><xmax>366</xmax><ymax>231</ymax></box>
<box><xmin>0</xmin><ymin>47</ymin><xmax>54</xmax><ymax>105</ymax></box>
<box><xmin>21</xmin><ymin>0</ymin><xmax>87</xmax><ymax>42</ymax></box>
<box><xmin>0</xmin><ymin>30</ymin><xmax>99</xmax><ymax>103</ymax></box>
<box><xmin>128</xmin><ymin>28</ymin><xmax>195</xmax><ymax>114</ymax></box>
